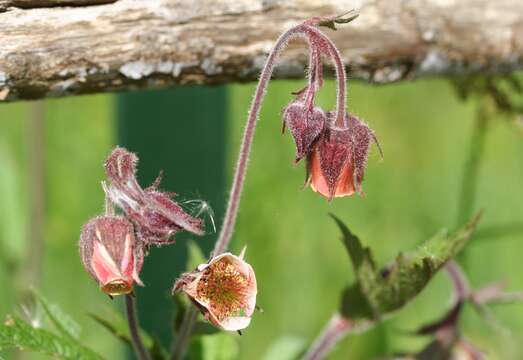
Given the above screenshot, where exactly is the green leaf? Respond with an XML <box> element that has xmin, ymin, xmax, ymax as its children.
<box><xmin>32</xmin><ymin>289</ymin><xmax>81</xmax><ymax>341</ymax></box>
<box><xmin>193</xmin><ymin>322</ymin><xmax>220</xmax><ymax>336</ymax></box>
<box><xmin>335</xmin><ymin>212</ymin><xmax>482</xmax><ymax>320</ymax></box>
<box><xmin>262</xmin><ymin>335</ymin><xmax>306</xmax><ymax>360</ymax></box>
<box><xmin>0</xmin><ymin>315</ymin><xmax>103</xmax><ymax>359</ymax></box>
<box><xmin>188</xmin><ymin>333</ymin><xmax>239</xmax><ymax>360</ymax></box>
<box><xmin>89</xmin><ymin>307</ymin><xmax>166</xmax><ymax>357</ymax></box>
<box><xmin>318</xmin><ymin>10</ymin><xmax>359</xmax><ymax>30</ymax></box>
<box><xmin>90</xmin><ymin>307</ymin><xmax>169</xmax><ymax>359</ymax></box>
<box><xmin>187</xmin><ymin>239</ymin><xmax>207</xmax><ymax>271</ymax></box>
<box><xmin>149</xmin><ymin>336</ymin><xmax>169</xmax><ymax>360</ymax></box>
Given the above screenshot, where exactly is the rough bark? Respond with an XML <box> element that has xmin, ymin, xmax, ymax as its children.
<box><xmin>0</xmin><ymin>0</ymin><xmax>522</xmax><ymax>102</ymax></box>
<box><xmin>0</xmin><ymin>0</ymin><xmax>116</xmax><ymax>11</ymax></box>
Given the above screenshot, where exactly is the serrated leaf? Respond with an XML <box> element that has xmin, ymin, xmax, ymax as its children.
<box><xmin>32</xmin><ymin>289</ymin><xmax>81</xmax><ymax>341</ymax></box>
<box><xmin>336</xmin><ymin>212</ymin><xmax>482</xmax><ymax>320</ymax></box>
<box><xmin>262</xmin><ymin>335</ymin><xmax>306</xmax><ymax>360</ymax></box>
<box><xmin>0</xmin><ymin>315</ymin><xmax>103</xmax><ymax>359</ymax></box>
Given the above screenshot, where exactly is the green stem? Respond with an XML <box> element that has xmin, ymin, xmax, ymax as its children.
<box><xmin>456</xmin><ymin>98</ymin><xmax>488</xmax><ymax>257</ymax></box>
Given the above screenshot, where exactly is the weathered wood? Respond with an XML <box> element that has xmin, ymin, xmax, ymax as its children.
<box><xmin>0</xmin><ymin>0</ymin><xmax>522</xmax><ymax>102</ymax></box>
<box><xmin>0</xmin><ymin>0</ymin><xmax>116</xmax><ymax>11</ymax></box>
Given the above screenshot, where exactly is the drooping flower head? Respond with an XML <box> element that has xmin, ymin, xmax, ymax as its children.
<box><xmin>306</xmin><ymin>112</ymin><xmax>382</xmax><ymax>199</ymax></box>
<box><xmin>103</xmin><ymin>147</ymin><xmax>203</xmax><ymax>245</ymax></box>
<box><xmin>174</xmin><ymin>250</ymin><xmax>257</xmax><ymax>331</ymax></box>
<box><xmin>79</xmin><ymin>216</ymin><xmax>143</xmax><ymax>296</ymax></box>
<box><xmin>283</xmin><ymin>101</ymin><xmax>326</xmax><ymax>162</ymax></box>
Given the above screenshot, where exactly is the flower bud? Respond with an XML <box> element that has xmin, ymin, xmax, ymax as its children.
<box><xmin>79</xmin><ymin>216</ymin><xmax>143</xmax><ymax>296</ymax></box>
<box><xmin>283</xmin><ymin>101</ymin><xmax>326</xmax><ymax>162</ymax></box>
<box><xmin>174</xmin><ymin>251</ymin><xmax>257</xmax><ymax>331</ymax></box>
<box><xmin>306</xmin><ymin>112</ymin><xmax>380</xmax><ymax>199</ymax></box>
<box><xmin>103</xmin><ymin>147</ymin><xmax>203</xmax><ymax>245</ymax></box>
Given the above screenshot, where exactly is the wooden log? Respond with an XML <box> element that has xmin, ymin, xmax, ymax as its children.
<box><xmin>0</xmin><ymin>0</ymin><xmax>116</xmax><ymax>11</ymax></box>
<box><xmin>0</xmin><ymin>0</ymin><xmax>522</xmax><ymax>101</ymax></box>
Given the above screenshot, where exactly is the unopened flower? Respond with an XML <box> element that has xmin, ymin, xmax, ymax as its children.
<box><xmin>103</xmin><ymin>147</ymin><xmax>203</xmax><ymax>245</ymax></box>
<box><xmin>306</xmin><ymin>112</ymin><xmax>381</xmax><ymax>199</ymax></box>
<box><xmin>174</xmin><ymin>250</ymin><xmax>257</xmax><ymax>331</ymax></box>
<box><xmin>79</xmin><ymin>216</ymin><xmax>143</xmax><ymax>296</ymax></box>
<box><xmin>283</xmin><ymin>101</ymin><xmax>326</xmax><ymax>162</ymax></box>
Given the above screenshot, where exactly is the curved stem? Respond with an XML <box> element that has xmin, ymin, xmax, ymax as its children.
<box><xmin>125</xmin><ymin>295</ymin><xmax>151</xmax><ymax>360</ymax></box>
<box><xmin>303</xmin><ymin>45</ymin><xmax>319</xmax><ymax>108</ymax></box>
<box><xmin>325</xmin><ymin>37</ymin><xmax>347</xmax><ymax>127</ymax></box>
<box><xmin>214</xmin><ymin>25</ymin><xmax>347</xmax><ymax>255</ymax></box>
<box><xmin>172</xmin><ymin>22</ymin><xmax>350</xmax><ymax>360</ymax></box>
<box><xmin>445</xmin><ymin>260</ymin><xmax>470</xmax><ymax>301</ymax></box>
<box><xmin>212</xmin><ymin>25</ymin><xmax>303</xmax><ymax>256</ymax></box>
<box><xmin>302</xmin><ymin>313</ymin><xmax>352</xmax><ymax>360</ymax></box>
<box><xmin>303</xmin><ymin>25</ymin><xmax>347</xmax><ymax>127</ymax></box>
<box><xmin>170</xmin><ymin>25</ymin><xmax>304</xmax><ymax>360</ymax></box>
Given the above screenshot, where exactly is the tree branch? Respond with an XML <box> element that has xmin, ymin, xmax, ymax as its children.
<box><xmin>0</xmin><ymin>0</ymin><xmax>116</xmax><ymax>11</ymax></box>
<box><xmin>1</xmin><ymin>0</ymin><xmax>523</xmax><ymax>102</ymax></box>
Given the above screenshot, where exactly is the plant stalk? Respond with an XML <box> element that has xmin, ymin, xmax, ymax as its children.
<box><xmin>302</xmin><ymin>313</ymin><xmax>351</xmax><ymax>360</ymax></box>
<box><xmin>125</xmin><ymin>294</ymin><xmax>151</xmax><ymax>360</ymax></box>
<box><xmin>456</xmin><ymin>100</ymin><xmax>488</xmax><ymax>228</ymax></box>
<box><xmin>171</xmin><ymin>22</ymin><xmax>349</xmax><ymax>360</ymax></box>
<box><xmin>214</xmin><ymin>24</ymin><xmax>347</xmax><ymax>256</ymax></box>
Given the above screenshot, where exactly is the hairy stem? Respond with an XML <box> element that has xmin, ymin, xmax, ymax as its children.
<box><xmin>302</xmin><ymin>313</ymin><xmax>351</xmax><ymax>360</ymax></box>
<box><xmin>302</xmin><ymin>25</ymin><xmax>347</xmax><ymax>126</ymax></box>
<box><xmin>303</xmin><ymin>45</ymin><xmax>320</xmax><ymax>108</ymax></box>
<box><xmin>172</xmin><ymin>22</ymin><xmax>349</xmax><ymax>360</ymax></box>
<box><xmin>213</xmin><ymin>25</ymin><xmax>303</xmax><ymax>255</ymax></box>
<box><xmin>125</xmin><ymin>295</ymin><xmax>151</xmax><ymax>360</ymax></box>
<box><xmin>322</xmin><ymin>31</ymin><xmax>347</xmax><ymax>127</ymax></box>
<box><xmin>215</xmin><ymin>24</ymin><xmax>347</xmax><ymax>255</ymax></box>
<box><xmin>170</xmin><ymin>25</ymin><xmax>302</xmax><ymax>360</ymax></box>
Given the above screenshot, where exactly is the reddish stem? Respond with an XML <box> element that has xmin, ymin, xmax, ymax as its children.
<box><xmin>214</xmin><ymin>24</ymin><xmax>348</xmax><ymax>255</ymax></box>
<box><xmin>302</xmin><ymin>313</ymin><xmax>352</xmax><ymax>360</ymax></box>
<box><xmin>445</xmin><ymin>260</ymin><xmax>470</xmax><ymax>301</ymax></box>
<box><xmin>172</xmin><ymin>21</ymin><xmax>350</xmax><ymax>360</ymax></box>
<box><xmin>303</xmin><ymin>25</ymin><xmax>347</xmax><ymax>127</ymax></box>
<box><xmin>125</xmin><ymin>295</ymin><xmax>151</xmax><ymax>360</ymax></box>
<box><xmin>304</xmin><ymin>45</ymin><xmax>320</xmax><ymax>108</ymax></box>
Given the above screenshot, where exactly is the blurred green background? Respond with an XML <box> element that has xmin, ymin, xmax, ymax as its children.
<box><xmin>0</xmin><ymin>76</ymin><xmax>522</xmax><ymax>359</ymax></box>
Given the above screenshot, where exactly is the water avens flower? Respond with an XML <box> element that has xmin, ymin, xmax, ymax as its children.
<box><xmin>174</xmin><ymin>250</ymin><xmax>257</xmax><ymax>331</ymax></box>
<box><xmin>306</xmin><ymin>112</ymin><xmax>381</xmax><ymax>199</ymax></box>
<box><xmin>103</xmin><ymin>147</ymin><xmax>203</xmax><ymax>245</ymax></box>
<box><xmin>79</xmin><ymin>216</ymin><xmax>143</xmax><ymax>296</ymax></box>
<box><xmin>283</xmin><ymin>101</ymin><xmax>326</xmax><ymax>162</ymax></box>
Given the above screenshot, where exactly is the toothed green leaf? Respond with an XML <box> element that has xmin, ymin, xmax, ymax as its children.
<box><xmin>335</xmin><ymin>212</ymin><xmax>482</xmax><ymax>320</ymax></box>
<box><xmin>0</xmin><ymin>315</ymin><xmax>102</xmax><ymax>359</ymax></box>
<box><xmin>32</xmin><ymin>289</ymin><xmax>81</xmax><ymax>341</ymax></box>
